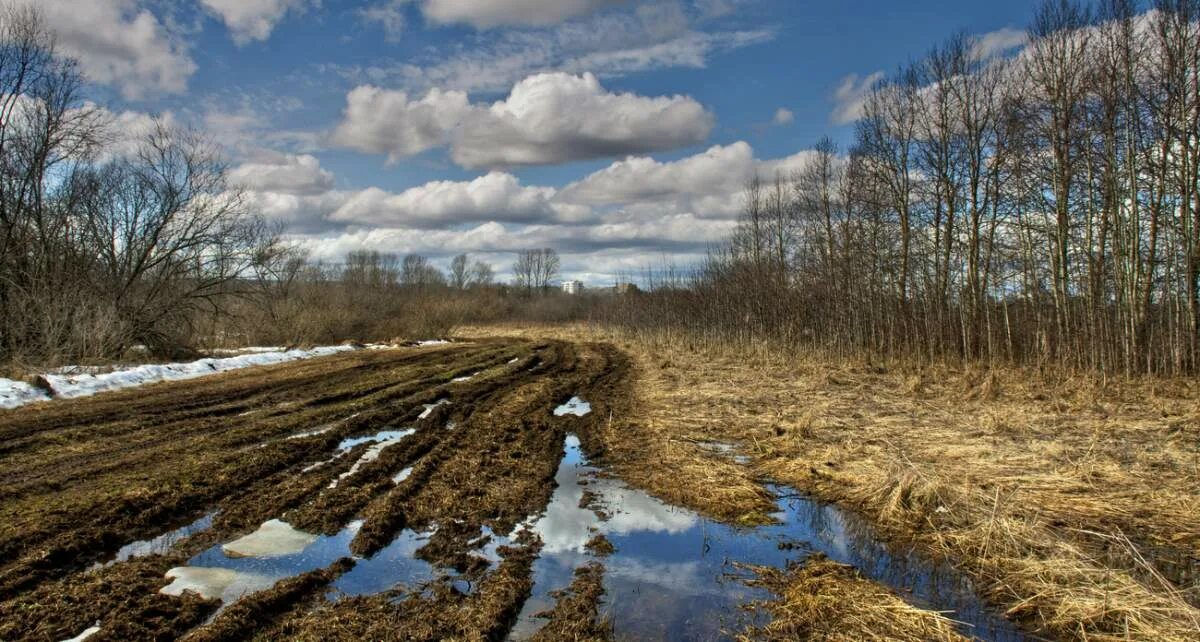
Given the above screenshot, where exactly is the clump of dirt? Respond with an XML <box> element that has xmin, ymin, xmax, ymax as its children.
<box><xmin>584</xmin><ymin>533</ymin><xmax>615</xmax><ymax>557</ymax></box>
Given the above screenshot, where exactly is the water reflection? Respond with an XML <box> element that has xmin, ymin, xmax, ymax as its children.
<box><xmin>509</xmin><ymin>435</ymin><xmax>1028</xmax><ymax>642</ymax></box>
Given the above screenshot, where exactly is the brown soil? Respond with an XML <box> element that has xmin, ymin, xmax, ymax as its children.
<box><xmin>0</xmin><ymin>338</ymin><xmax>631</xmax><ymax>641</ymax></box>
<box><xmin>529</xmin><ymin>561</ymin><xmax>612</xmax><ymax>642</ymax></box>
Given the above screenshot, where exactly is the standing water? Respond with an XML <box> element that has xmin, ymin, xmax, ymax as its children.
<box><xmin>510</xmin><ymin>434</ymin><xmax>1028</xmax><ymax>641</ymax></box>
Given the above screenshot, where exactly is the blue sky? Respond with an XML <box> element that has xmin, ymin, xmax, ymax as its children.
<box><xmin>41</xmin><ymin>0</ymin><xmax>1041</xmax><ymax>282</ymax></box>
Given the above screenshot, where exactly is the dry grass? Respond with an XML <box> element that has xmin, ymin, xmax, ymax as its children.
<box><xmin>465</xmin><ymin>322</ymin><xmax>1200</xmax><ymax>641</ymax></box>
<box><xmin>737</xmin><ymin>554</ymin><xmax>970</xmax><ymax>641</ymax></box>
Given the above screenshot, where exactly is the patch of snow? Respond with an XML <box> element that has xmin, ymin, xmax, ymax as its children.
<box><xmin>60</xmin><ymin>624</ymin><xmax>101</xmax><ymax>642</ymax></box>
<box><xmin>2</xmin><ymin>346</ymin><xmax>359</xmax><ymax>410</ymax></box>
<box><xmin>206</xmin><ymin>346</ymin><xmax>286</xmax><ymax>356</ymax></box>
<box><xmin>222</xmin><ymin>520</ymin><xmax>318</xmax><ymax>558</ymax></box>
<box><xmin>554</xmin><ymin>397</ymin><xmax>592</xmax><ymax>417</ymax></box>
<box><xmin>0</xmin><ymin>379</ymin><xmax>50</xmax><ymax>409</ymax></box>
<box><xmin>451</xmin><ymin>372</ymin><xmax>480</xmax><ymax>383</ymax></box>
<box><xmin>416</xmin><ymin>339</ymin><xmax>450</xmax><ymax>346</ymax></box>
<box><xmin>419</xmin><ymin>399</ymin><xmax>449</xmax><ymax>419</ymax></box>
<box><xmin>393</xmin><ymin>466</ymin><xmax>414</xmax><ymax>483</ymax></box>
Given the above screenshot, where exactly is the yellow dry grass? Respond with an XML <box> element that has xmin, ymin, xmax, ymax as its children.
<box><xmin>737</xmin><ymin>554</ymin><xmax>971</xmax><ymax>642</ymax></box>
<box><xmin>465</xmin><ymin>322</ymin><xmax>1200</xmax><ymax>641</ymax></box>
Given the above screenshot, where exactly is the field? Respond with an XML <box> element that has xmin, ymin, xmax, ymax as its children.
<box><xmin>1</xmin><ymin>331</ymin><xmax>1197</xmax><ymax>641</ymax></box>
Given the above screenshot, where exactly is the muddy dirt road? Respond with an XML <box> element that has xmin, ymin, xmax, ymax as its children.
<box><xmin>0</xmin><ymin>339</ymin><xmax>639</xmax><ymax>640</ymax></box>
<box><xmin>0</xmin><ymin>338</ymin><xmax>1030</xmax><ymax>642</ymax></box>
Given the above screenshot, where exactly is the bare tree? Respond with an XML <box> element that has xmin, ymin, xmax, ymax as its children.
<box><xmin>513</xmin><ymin>248</ymin><xmax>560</xmax><ymax>293</ymax></box>
<box><xmin>449</xmin><ymin>253</ymin><xmax>470</xmax><ymax>289</ymax></box>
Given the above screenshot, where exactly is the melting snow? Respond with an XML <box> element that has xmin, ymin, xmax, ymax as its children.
<box><xmin>160</xmin><ymin>567</ymin><xmax>278</xmax><ymax>603</ymax></box>
<box><xmin>0</xmin><ymin>380</ymin><xmax>50</xmax><ymax>409</ymax></box>
<box><xmin>60</xmin><ymin>624</ymin><xmax>101</xmax><ymax>642</ymax></box>
<box><xmin>222</xmin><ymin>520</ymin><xmax>318</xmax><ymax>558</ymax></box>
<box><xmin>1</xmin><ymin>345</ymin><xmax>362</xmax><ymax>410</ymax></box>
<box><xmin>419</xmin><ymin>400</ymin><xmax>449</xmax><ymax>419</ymax></box>
<box><xmin>553</xmin><ymin>397</ymin><xmax>592</xmax><ymax>417</ymax></box>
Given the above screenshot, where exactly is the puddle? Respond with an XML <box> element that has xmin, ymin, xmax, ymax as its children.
<box><xmin>508</xmin><ymin>435</ymin><xmax>1027</xmax><ymax>642</ymax></box>
<box><xmin>162</xmin><ymin>518</ymin><xmax>442</xmax><ymax>613</ymax></box>
<box><xmin>329</xmin><ymin>430</ymin><xmax>415</xmax><ymax>489</ymax></box>
<box><xmin>90</xmin><ymin>513</ymin><xmax>215</xmax><ymax>570</ymax></box>
<box><xmin>419</xmin><ymin>400</ymin><xmax>449</xmax><ymax>419</ymax></box>
<box><xmin>335</xmin><ymin>428</ymin><xmax>414</xmax><ymax>452</ymax></box>
<box><xmin>60</xmin><ymin>624</ymin><xmax>101</xmax><ymax>642</ymax></box>
<box><xmin>329</xmin><ymin>529</ymin><xmax>438</xmax><ymax>597</ymax></box>
<box><xmin>553</xmin><ymin>397</ymin><xmax>591</xmax><ymax>417</ymax></box>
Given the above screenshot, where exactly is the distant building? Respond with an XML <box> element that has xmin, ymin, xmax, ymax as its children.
<box><xmin>613</xmin><ymin>282</ymin><xmax>640</xmax><ymax>295</ymax></box>
<box><xmin>561</xmin><ymin>280</ymin><xmax>584</xmax><ymax>294</ymax></box>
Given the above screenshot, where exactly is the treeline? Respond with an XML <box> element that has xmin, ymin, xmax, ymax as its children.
<box><xmin>0</xmin><ymin>4</ymin><xmax>586</xmax><ymax>366</ymax></box>
<box><xmin>0</xmin><ymin>7</ymin><xmax>273</xmax><ymax>363</ymax></box>
<box><xmin>606</xmin><ymin>0</ymin><xmax>1200</xmax><ymax>375</ymax></box>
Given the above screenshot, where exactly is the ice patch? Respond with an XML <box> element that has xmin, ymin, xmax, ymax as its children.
<box><xmin>222</xmin><ymin>520</ymin><xmax>318</xmax><ymax>558</ymax></box>
<box><xmin>553</xmin><ymin>397</ymin><xmax>591</xmax><ymax>417</ymax></box>
<box><xmin>60</xmin><ymin>624</ymin><xmax>101</xmax><ymax>642</ymax></box>
<box><xmin>160</xmin><ymin>566</ymin><xmax>278</xmax><ymax>602</ymax></box>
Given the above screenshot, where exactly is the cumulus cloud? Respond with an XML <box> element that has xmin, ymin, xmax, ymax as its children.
<box><xmin>329</xmin><ymin>86</ymin><xmax>470</xmax><ymax>162</ymax></box>
<box><xmin>773</xmin><ymin>107</ymin><xmax>794</xmax><ymax>125</ymax></box>
<box><xmin>229</xmin><ymin>152</ymin><xmax>335</xmax><ymax>195</ymax></box>
<box><xmin>830</xmin><ymin>70</ymin><xmax>884</xmax><ymax>125</ymax></box>
<box><xmin>36</xmin><ymin>0</ymin><xmax>195</xmax><ymax>99</ymax></box>
<box><xmin>200</xmin><ymin>0</ymin><xmax>313</xmax><ymax>44</ymax></box>
<box><xmin>420</xmin><ymin>0</ymin><xmax>622</xmax><ymax>29</ymax></box>
<box><xmin>330</xmin><ymin>72</ymin><xmax>713</xmax><ymax>169</ymax></box>
<box><xmin>559</xmin><ymin>141</ymin><xmax>816</xmax><ymax>219</ymax></box>
<box><xmin>328</xmin><ymin>172</ymin><xmax>589</xmax><ymax>228</ymax></box>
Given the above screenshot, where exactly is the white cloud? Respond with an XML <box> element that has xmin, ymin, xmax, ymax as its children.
<box><xmin>330</xmin><ymin>72</ymin><xmax>713</xmax><ymax>169</ymax></box>
<box><xmin>560</xmin><ymin>141</ymin><xmax>816</xmax><ymax>219</ymax></box>
<box><xmin>773</xmin><ymin>107</ymin><xmax>794</xmax><ymax>125</ymax></box>
<box><xmin>229</xmin><ymin>152</ymin><xmax>335</xmax><ymax>195</ymax></box>
<box><xmin>970</xmin><ymin>26</ymin><xmax>1027</xmax><ymax>61</ymax></box>
<box><xmin>336</xmin><ymin>6</ymin><xmax>772</xmax><ymax>94</ymax></box>
<box><xmin>329</xmin><ymin>86</ymin><xmax>470</xmax><ymax>162</ymax></box>
<box><xmin>199</xmin><ymin>0</ymin><xmax>313</xmax><ymax>44</ymax></box>
<box><xmin>420</xmin><ymin>0</ymin><xmax>621</xmax><ymax>29</ymax></box>
<box><xmin>36</xmin><ymin>0</ymin><xmax>195</xmax><ymax>99</ymax></box>
<box><xmin>328</xmin><ymin>172</ymin><xmax>589</xmax><ymax>228</ymax></box>
<box><xmin>830</xmin><ymin>70</ymin><xmax>884</xmax><ymax>125</ymax></box>
<box><xmin>359</xmin><ymin>0</ymin><xmax>410</xmax><ymax>42</ymax></box>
